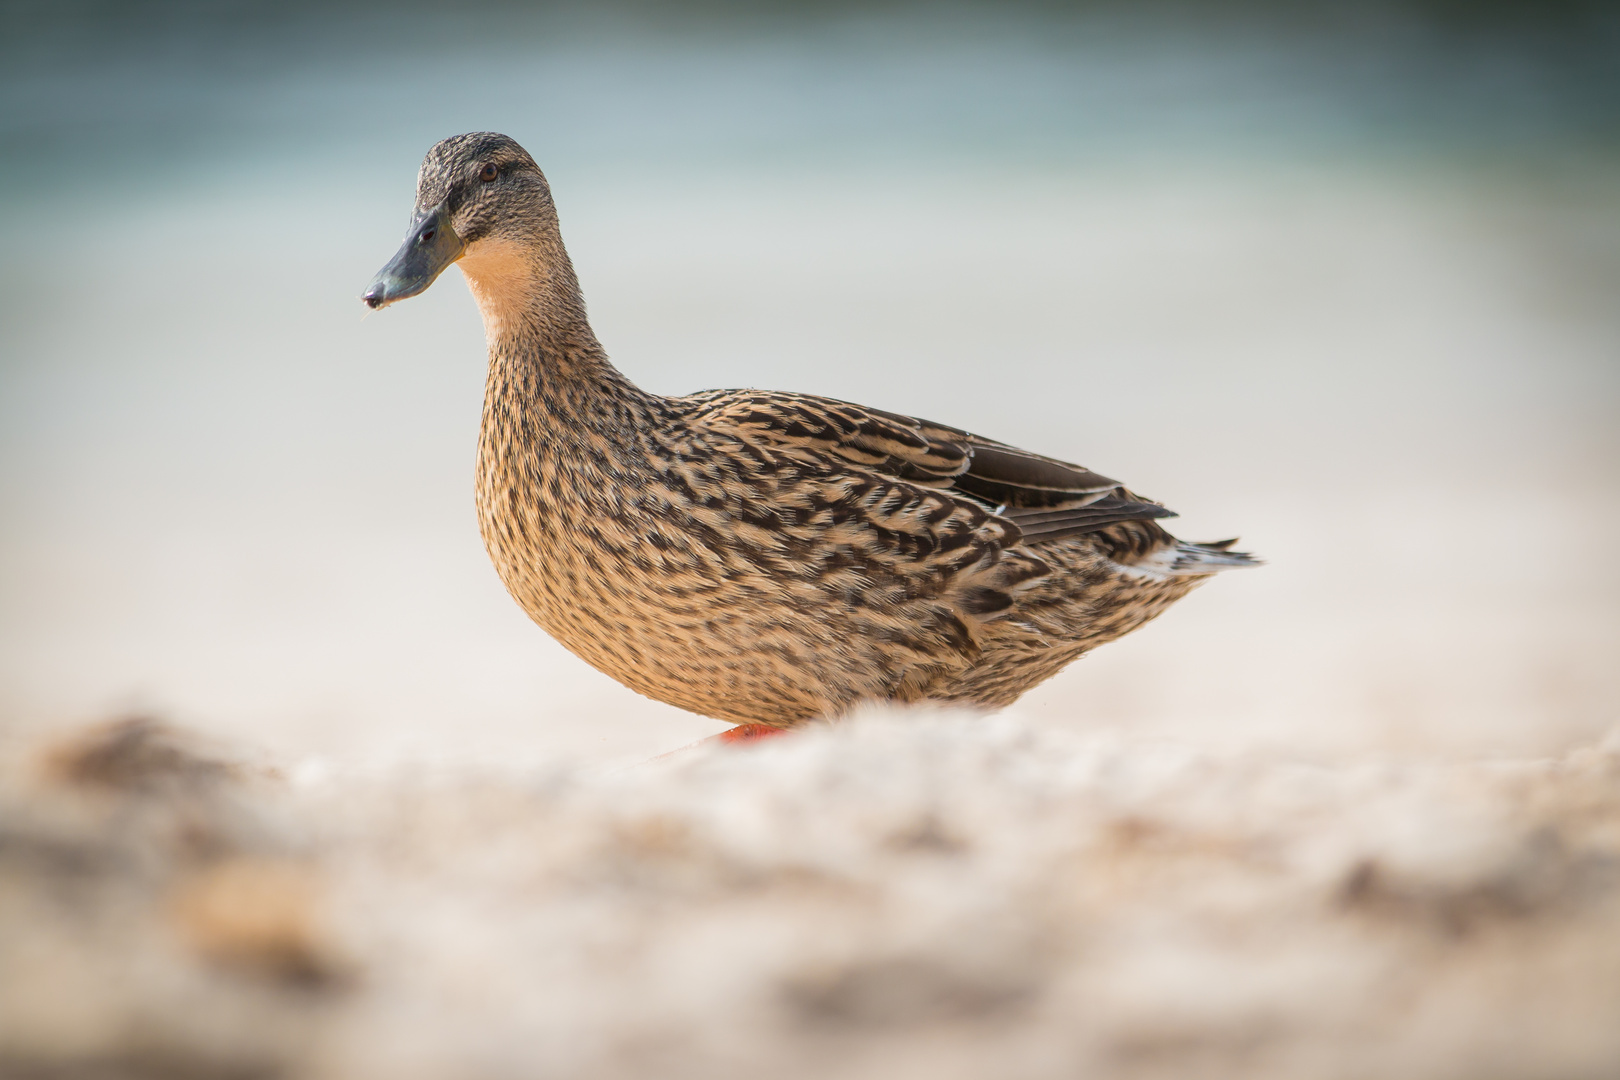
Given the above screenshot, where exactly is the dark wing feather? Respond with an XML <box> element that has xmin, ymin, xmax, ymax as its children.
<box><xmin>1002</xmin><ymin>497</ymin><xmax>1177</xmax><ymax>544</ymax></box>
<box><xmin>676</xmin><ymin>390</ymin><xmax>1175</xmax><ymax>545</ymax></box>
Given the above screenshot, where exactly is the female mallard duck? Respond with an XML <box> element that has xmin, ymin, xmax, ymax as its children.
<box><xmin>365</xmin><ymin>132</ymin><xmax>1255</xmax><ymax>731</ymax></box>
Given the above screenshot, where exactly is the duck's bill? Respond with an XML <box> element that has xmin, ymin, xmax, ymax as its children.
<box><xmin>362</xmin><ymin>202</ymin><xmax>465</xmax><ymax>310</ymax></box>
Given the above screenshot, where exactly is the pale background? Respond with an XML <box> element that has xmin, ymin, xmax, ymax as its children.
<box><xmin>2</xmin><ymin>0</ymin><xmax>1617</xmax><ymax>765</ymax></box>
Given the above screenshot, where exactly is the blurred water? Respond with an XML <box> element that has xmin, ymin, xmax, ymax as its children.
<box><xmin>1</xmin><ymin>1</ymin><xmax>1617</xmax><ymax>762</ymax></box>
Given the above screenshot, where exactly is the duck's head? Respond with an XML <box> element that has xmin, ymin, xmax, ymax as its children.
<box><xmin>363</xmin><ymin>132</ymin><xmax>555</xmax><ymax>312</ymax></box>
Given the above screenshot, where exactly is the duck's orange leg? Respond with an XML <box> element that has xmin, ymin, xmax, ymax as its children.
<box><xmin>714</xmin><ymin>723</ymin><xmax>792</xmax><ymax>745</ymax></box>
<box><xmin>652</xmin><ymin>722</ymin><xmax>794</xmax><ymax>763</ymax></box>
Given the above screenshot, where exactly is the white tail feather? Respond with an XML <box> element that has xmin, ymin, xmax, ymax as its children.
<box><xmin>1116</xmin><ymin>541</ymin><xmax>1260</xmax><ymax>579</ymax></box>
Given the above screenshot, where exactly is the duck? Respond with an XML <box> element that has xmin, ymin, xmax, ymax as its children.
<box><xmin>364</xmin><ymin>132</ymin><xmax>1255</xmax><ymax>732</ymax></box>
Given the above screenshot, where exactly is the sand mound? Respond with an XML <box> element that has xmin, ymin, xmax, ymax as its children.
<box><xmin>3</xmin><ymin>712</ymin><xmax>1618</xmax><ymax>1079</ymax></box>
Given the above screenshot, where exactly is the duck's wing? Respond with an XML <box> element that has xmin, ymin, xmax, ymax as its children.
<box><xmin>675</xmin><ymin>389</ymin><xmax>1177</xmax><ymax>546</ymax></box>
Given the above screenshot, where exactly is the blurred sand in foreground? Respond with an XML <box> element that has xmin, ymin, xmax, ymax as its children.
<box><xmin>3</xmin><ymin>712</ymin><xmax>1618</xmax><ymax>1080</ymax></box>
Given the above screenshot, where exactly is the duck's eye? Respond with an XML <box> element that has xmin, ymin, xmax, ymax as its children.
<box><xmin>479</xmin><ymin>163</ymin><xmax>499</xmax><ymax>182</ymax></box>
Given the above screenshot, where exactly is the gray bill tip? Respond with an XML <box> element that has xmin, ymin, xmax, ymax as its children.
<box><xmin>362</xmin><ymin>201</ymin><xmax>465</xmax><ymax>311</ymax></box>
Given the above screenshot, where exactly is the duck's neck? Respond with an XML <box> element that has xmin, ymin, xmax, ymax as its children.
<box><xmin>459</xmin><ymin>234</ymin><xmax>651</xmax><ymax>434</ymax></box>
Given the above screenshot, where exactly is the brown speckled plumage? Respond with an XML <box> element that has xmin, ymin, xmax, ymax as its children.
<box><xmin>366</xmin><ymin>133</ymin><xmax>1256</xmax><ymax>728</ymax></box>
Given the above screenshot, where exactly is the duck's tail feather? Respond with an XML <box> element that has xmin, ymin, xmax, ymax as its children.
<box><xmin>1169</xmin><ymin>539</ymin><xmax>1261</xmax><ymax>574</ymax></box>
